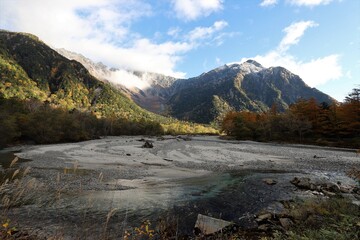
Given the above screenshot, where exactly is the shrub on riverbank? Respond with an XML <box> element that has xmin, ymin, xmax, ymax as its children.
<box><xmin>268</xmin><ymin>198</ymin><xmax>360</xmax><ymax>240</ymax></box>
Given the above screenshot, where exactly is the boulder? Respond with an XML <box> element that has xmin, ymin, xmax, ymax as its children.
<box><xmin>291</xmin><ymin>177</ymin><xmax>343</xmax><ymax>196</ymax></box>
<box><xmin>257</xmin><ymin>224</ymin><xmax>271</xmax><ymax>231</ymax></box>
<box><xmin>194</xmin><ymin>214</ymin><xmax>232</xmax><ymax>235</ymax></box>
<box><xmin>279</xmin><ymin>218</ymin><xmax>293</xmax><ymax>230</ymax></box>
<box><xmin>321</xmin><ymin>182</ymin><xmax>341</xmax><ymax>193</ymax></box>
<box><xmin>263</xmin><ymin>179</ymin><xmax>277</xmax><ymax>185</ymax></box>
<box><xmin>291</xmin><ymin>177</ymin><xmax>314</xmax><ymax>190</ymax></box>
<box><xmin>142</xmin><ymin>140</ymin><xmax>153</xmax><ymax>148</ymax></box>
<box><xmin>255</xmin><ymin>213</ymin><xmax>272</xmax><ymax>222</ymax></box>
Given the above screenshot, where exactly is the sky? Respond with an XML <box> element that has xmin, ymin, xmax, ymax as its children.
<box><xmin>0</xmin><ymin>0</ymin><xmax>359</xmax><ymax>101</ymax></box>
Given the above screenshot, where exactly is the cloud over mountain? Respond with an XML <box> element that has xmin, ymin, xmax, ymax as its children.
<box><xmin>171</xmin><ymin>0</ymin><xmax>223</xmax><ymax>20</ymax></box>
<box><xmin>241</xmin><ymin>21</ymin><xmax>342</xmax><ymax>87</ymax></box>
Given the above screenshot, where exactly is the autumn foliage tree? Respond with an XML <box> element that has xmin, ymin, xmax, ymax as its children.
<box><xmin>221</xmin><ymin>88</ymin><xmax>360</xmax><ymax>147</ymax></box>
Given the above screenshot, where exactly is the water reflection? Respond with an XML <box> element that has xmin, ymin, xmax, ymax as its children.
<box><xmin>84</xmin><ymin>173</ymin><xmax>243</xmax><ymax>211</ymax></box>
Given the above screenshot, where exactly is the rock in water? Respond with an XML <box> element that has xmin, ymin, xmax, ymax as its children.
<box><xmin>142</xmin><ymin>140</ymin><xmax>153</xmax><ymax>148</ymax></box>
<box><xmin>263</xmin><ymin>179</ymin><xmax>277</xmax><ymax>185</ymax></box>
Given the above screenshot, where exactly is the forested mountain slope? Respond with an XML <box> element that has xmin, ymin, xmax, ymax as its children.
<box><xmin>0</xmin><ymin>30</ymin><xmax>161</xmax><ymax>121</ymax></box>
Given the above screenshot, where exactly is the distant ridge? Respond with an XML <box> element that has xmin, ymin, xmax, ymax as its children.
<box><xmin>55</xmin><ymin>40</ymin><xmax>334</xmax><ymax>124</ymax></box>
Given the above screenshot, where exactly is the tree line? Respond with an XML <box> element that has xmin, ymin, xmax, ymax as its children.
<box><xmin>0</xmin><ymin>98</ymin><xmax>164</xmax><ymax>148</ymax></box>
<box><xmin>0</xmin><ymin>98</ymin><xmax>218</xmax><ymax>148</ymax></box>
<box><xmin>221</xmin><ymin>88</ymin><xmax>360</xmax><ymax>148</ymax></box>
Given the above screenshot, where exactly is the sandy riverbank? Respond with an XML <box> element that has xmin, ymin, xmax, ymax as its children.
<box><xmin>2</xmin><ymin>136</ymin><xmax>359</xmax><ymax>238</ymax></box>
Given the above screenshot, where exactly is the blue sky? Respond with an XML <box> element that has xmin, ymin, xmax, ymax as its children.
<box><xmin>0</xmin><ymin>0</ymin><xmax>359</xmax><ymax>101</ymax></box>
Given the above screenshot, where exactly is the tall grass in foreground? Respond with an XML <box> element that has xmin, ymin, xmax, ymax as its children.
<box><xmin>0</xmin><ymin>157</ymin><xmax>41</xmax><ymax>239</ymax></box>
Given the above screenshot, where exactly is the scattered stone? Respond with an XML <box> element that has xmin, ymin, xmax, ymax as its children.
<box><xmin>291</xmin><ymin>177</ymin><xmax>344</xmax><ymax>196</ymax></box>
<box><xmin>257</xmin><ymin>224</ymin><xmax>271</xmax><ymax>231</ymax></box>
<box><xmin>263</xmin><ymin>178</ymin><xmax>277</xmax><ymax>185</ymax></box>
<box><xmin>340</xmin><ymin>186</ymin><xmax>352</xmax><ymax>193</ymax></box>
<box><xmin>279</xmin><ymin>218</ymin><xmax>293</xmax><ymax>230</ymax></box>
<box><xmin>177</xmin><ymin>135</ymin><xmax>192</xmax><ymax>141</ymax></box>
<box><xmin>322</xmin><ymin>182</ymin><xmax>341</xmax><ymax>193</ymax></box>
<box><xmin>291</xmin><ymin>177</ymin><xmax>315</xmax><ymax>190</ymax></box>
<box><xmin>142</xmin><ymin>140</ymin><xmax>153</xmax><ymax>148</ymax></box>
<box><xmin>322</xmin><ymin>190</ymin><xmax>336</xmax><ymax>197</ymax></box>
<box><xmin>311</xmin><ymin>191</ymin><xmax>323</xmax><ymax>196</ymax></box>
<box><xmin>352</xmin><ymin>187</ymin><xmax>360</xmax><ymax>195</ymax></box>
<box><xmin>255</xmin><ymin>213</ymin><xmax>272</xmax><ymax>222</ymax></box>
<box><xmin>266</xmin><ymin>202</ymin><xmax>287</xmax><ymax>216</ymax></box>
<box><xmin>194</xmin><ymin>214</ymin><xmax>232</xmax><ymax>235</ymax></box>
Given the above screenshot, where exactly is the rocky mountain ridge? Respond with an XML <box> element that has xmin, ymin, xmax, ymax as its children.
<box><xmin>55</xmin><ymin>42</ymin><xmax>334</xmax><ymax>124</ymax></box>
<box><xmin>168</xmin><ymin>60</ymin><xmax>333</xmax><ymax>123</ymax></box>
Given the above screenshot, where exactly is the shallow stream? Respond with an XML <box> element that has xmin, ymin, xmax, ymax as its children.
<box><xmin>7</xmin><ymin>169</ymin><xmax>297</xmax><ymax>238</ymax></box>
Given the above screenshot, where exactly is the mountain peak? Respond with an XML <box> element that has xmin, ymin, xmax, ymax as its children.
<box><xmin>235</xmin><ymin>59</ymin><xmax>265</xmax><ymax>74</ymax></box>
<box><xmin>245</xmin><ymin>59</ymin><xmax>263</xmax><ymax>68</ymax></box>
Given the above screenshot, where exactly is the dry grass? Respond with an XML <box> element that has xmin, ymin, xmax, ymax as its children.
<box><xmin>0</xmin><ymin>157</ymin><xmax>43</xmax><ymax>239</ymax></box>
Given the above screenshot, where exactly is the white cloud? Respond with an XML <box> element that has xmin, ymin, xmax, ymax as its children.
<box><xmin>187</xmin><ymin>20</ymin><xmax>228</xmax><ymax>41</ymax></box>
<box><xmin>167</xmin><ymin>27</ymin><xmax>182</xmax><ymax>38</ymax></box>
<box><xmin>172</xmin><ymin>0</ymin><xmax>223</xmax><ymax>21</ymax></box>
<box><xmin>0</xmin><ymin>0</ymin><xmax>229</xmax><ymax>80</ymax></box>
<box><xmin>260</xmin><ymin>0</ymin><xmax>337</xmax><ymax>8</ymax></box>
<box><xmin>246</xmin><ymin>51</ymin><xmax>342</xmax><ymax>87</ymax></box>
<box><xmin>278</xmin><ymin>21</ymin><xmax>318</xmax><ymax>52</ymax></box>
<box><xmin>260</xmin><ymin>0</ymin><xmax>278</xmax><ymax>7</ymax></box>
<box><xmin>109</xmin><ymin>70</ymin><xmax>150</xmax><ymax>90</ymax></box>
<box><xmin>240</xmin><ymin>21</ymin><xmax>342</xmax><ymax>87</ymax></box>
<box><xmin>287</xmin><ymin>0</ymin><xmax>334</xmax><ymax>7</ymax></box>
<box><xmin>0</xmin><ymin>0</ymin><xmax>152</xmax><ymax>45</ymax></box>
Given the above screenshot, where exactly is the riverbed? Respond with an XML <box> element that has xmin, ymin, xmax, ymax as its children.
<box><xmin>1</xmin><ymin>136</ymin><xmax>359</xmax><ymax>239</ymax></box>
